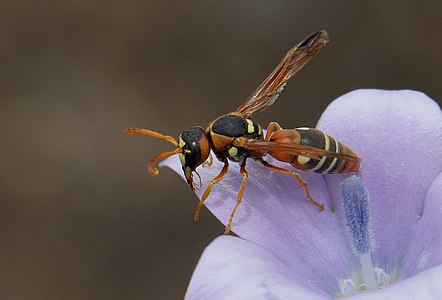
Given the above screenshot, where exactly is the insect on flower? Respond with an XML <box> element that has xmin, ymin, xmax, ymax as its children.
<box><xmin>124</xmin><ymin>30</ymin><xmax>361</xmax><ymax>234</ymax></box>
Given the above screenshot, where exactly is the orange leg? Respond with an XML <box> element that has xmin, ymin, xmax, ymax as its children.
<box><xmin>224</xmin><ymin>163</ymin><xmax>248</xmax><ymax>235</ymax></box>
<box><xmin>264</xmin><ymin>122</ymin><xmax>283</xmax><ymax>141</ymax></box>
<box><xmin>202</xmin><ymin>152</ymin><xmax>214</xmax><ymax>167</ymax></box>
<box><xmin>259</xmin><ymin>159</ymin><xmax>324</xmax><ymax>211</ymax></box>
<box><xmin>147</xmin><ymin>148</ymin><xmax>182</xmax><ymax>176</ymax></box>
<box><xmin>194</xmin><ymin>160</ymin><xmax>229</xmax><ymax>221</ymax></box>
<box><xmin>124</xmin><ymin>127</ymin><xmax>178</xmax><ymax>147</ymax></box>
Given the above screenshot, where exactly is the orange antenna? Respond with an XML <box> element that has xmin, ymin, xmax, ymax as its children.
<box><xmin>147</xmin><ymin>148</ymin><xmax>183</xmax><ymax>176</ymax></box>
<box><xmin>124</xmin><ymin>127</ymin><xmax>182</xmax><ymax>175</ymax></box>
<box><xmin>124</xmin><ymin>128</ymin><xmax>179</xmax><ymax>147</ymax></box>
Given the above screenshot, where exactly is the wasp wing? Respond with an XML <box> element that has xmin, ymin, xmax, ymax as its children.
<box><xmin>235</xmin><ymin>30</ymin><xmax>329</xmax><ymax>118</ymax></box>
<box><xmin>244</xmin><ymin>139</ymin><xmax>361</xmax><ymax>163</ymax></box>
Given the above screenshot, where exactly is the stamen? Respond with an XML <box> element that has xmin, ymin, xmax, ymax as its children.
<box><xmin>373</xmin><ymin>267</ymin><xmax>395</xmax><ymax>287</ymax></box>
<box><xmin>341</xmin><ymin>175</ymin><xmax>376</xmax><ymax>290</ymax></box>
<box><xmin>338</xmin><ymin>279</ymin><xmax>360</xmax><ymax>297</ymax></box>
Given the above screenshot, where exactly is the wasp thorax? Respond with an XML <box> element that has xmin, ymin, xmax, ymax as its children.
<box><xmin>178</xmin><ymin>126</ymin><xmax>210</xmax><ymax>187</ymax></box>
<box><xmin>209</xmin><ymin>114</ymin><xmax>263</xmax><ymax>163</ymax></box>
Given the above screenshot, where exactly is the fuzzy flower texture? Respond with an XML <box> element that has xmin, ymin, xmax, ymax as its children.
<box><xmin>162</xmin><ymin>89</ymin><xmax>442</xmax><ymax>299</ymax></box>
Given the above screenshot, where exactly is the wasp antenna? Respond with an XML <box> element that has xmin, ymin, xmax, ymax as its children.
<box><xmin>147</xmin><ymin>148</ymin><xmax>183</xmax><ymax>176</ymax></box>
<box><xmin>124</xmin><ymin>127</ymin><xmax>179</xmax><ymax>147</ymax></box>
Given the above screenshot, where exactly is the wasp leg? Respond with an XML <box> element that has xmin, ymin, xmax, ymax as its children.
<box><xmin>202</xmin><ymin>152</ymin><xmax>213</xmax><ymax>167</ymax></box>
<box><xmin>194</xmin><ymin>160</ymin><xmax>229</xmax><ymax>221</ymax></box>
<box><xmin>264</xmin><ymin>122</ymin><xmax>284</xmax><ymax>141</ymax></box>
<box><xmin>124</xmin><ymin>128</ymin><xmax>179</xmax><ymax>147</ymax></box>
<box><xmin>224</xmin><ymin>162</ymin><xmax>248</xmax><ymax>235</ymax></box>
<box><xmin>259</xmin><ymin>159</ymin><xmax>324</xmax><ymax>211</ymax></box>
<box><xmin>148</xmin><ymin>148</ymin><xmax>183</xmax><ymax>176</ymax></box>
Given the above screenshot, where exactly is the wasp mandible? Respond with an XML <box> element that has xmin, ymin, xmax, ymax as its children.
<box><xmin>124</xmin><ymin>30</ymin><xmax>361</xmax><ymax>234</ymax></box>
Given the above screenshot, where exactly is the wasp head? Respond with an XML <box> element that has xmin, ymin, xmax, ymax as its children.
<box><xmin>178</xmin><ymin>126</ymin><xmax>211</xmax><ymax>190</ymax></box>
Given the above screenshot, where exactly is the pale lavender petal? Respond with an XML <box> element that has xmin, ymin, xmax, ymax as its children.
<box><xmin>402</xmin><ymin>172</ymin><xmax>442</xmax><ymax>276</ymax></box>
<box><xmin>185</xmin><ymin>236</ymin><xmax>329</xmax><ymax>300</ymax></box>
<box><xmin>346</xmin><ymin>264</ymin><xmax>442</xmax><ymax>300</ymax></box>
<box><xmin>318</xmin><ymin>89</ymin><xmax>442</xmax><ymax>275</ymax></box>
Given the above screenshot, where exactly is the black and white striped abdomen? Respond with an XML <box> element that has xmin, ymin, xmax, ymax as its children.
<box><xmin>292</xmin><ymin>127</ymin><xmax>359</xmax><ymax>174</ymax></box>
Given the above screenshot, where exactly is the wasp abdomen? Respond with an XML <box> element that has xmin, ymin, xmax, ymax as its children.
<box><xmin>269</xmin><ymin>127</ymin><xmax>359</xmax><ymax>174</ymax></box>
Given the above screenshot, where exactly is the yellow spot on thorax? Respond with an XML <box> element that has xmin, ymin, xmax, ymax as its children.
<box><xmin>228</xmin><ymin>146</ymin><xmax>238</xmax><ymax>158</ymax></box>
<box><xmin>246</xmin><ymin>119</ymin><xmax>254</xmax><ymax>134</ymax></box>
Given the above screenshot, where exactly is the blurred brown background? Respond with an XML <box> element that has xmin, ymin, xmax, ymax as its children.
<box><xmin>1</xmin><ymin>1</ymin><xmax>441</xmax><ymax>299</ymax></box>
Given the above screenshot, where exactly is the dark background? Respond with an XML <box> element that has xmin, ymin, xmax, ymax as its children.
<box><xmin>1</xmin><ymin>1</ymin><xmax>441</xmax><ymax>299</ymax></box>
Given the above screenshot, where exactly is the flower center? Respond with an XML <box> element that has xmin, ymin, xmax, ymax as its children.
<box><xmin>338</xmin><ymin>267</ymin><xmax>398</xmax><ymax>297</ymax></box>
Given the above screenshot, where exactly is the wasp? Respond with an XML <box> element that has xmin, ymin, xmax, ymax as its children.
<box><xmin>124</xmin><ymin>30</ymin><xmax>361</xmax><ymax>234</ymax></box>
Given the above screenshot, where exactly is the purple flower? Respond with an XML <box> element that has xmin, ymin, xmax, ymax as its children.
<box><xmin>161</xmin><ymin>89</ymin><xmax>442</xmax><ymax>299</ymax></box>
